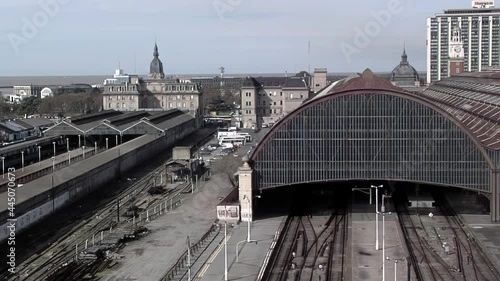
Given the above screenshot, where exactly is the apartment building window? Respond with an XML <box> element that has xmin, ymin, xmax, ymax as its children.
<box><xmin>162</xmin><ymin>101</ymin><xmax>164</xmax><ymax>107</ymax></box>
<box><xmin>177</xmin><ymin>102</ymin><xmax>181</xmax><ymax>107</ymax></box>
<box><xmin>182</xmin><ymin>102</ymin><xmax>186</xmax><ymax>108</ymax></box>
<box><xmin>190</xmin><ymin>95</ymin><xmax>194</xmax><ymax>100</ymax></box>
<box><xmin>108</xmin><ymin>96</ymin><xmax>112</xmax><ymax>100</ymax></box>
<box><xmin>177</xmin><ymin>95</ymin><xmax>181</xmax><ymax>100</ymax></box>
<box><xmin>169</xmin><ymin>102</ymin><xmax>173</xmax><ymax>108</ymax></box>
<box><xmin>280</xmin><ymin>100</ymin><xmax>283</xmax><ymax>105</ymax></box>
<box><xmin>116</xmin><ymin>103</ymin><xmax>119</xmax><ymax>108</ymax></box>
<box><xmin>262</xmin><ymin>101</ymin><xmax>265</xmax><ymax>106</ymax></box>
<box><xmin>108</xmin><ymin>103</ymin><xmax>111</xmax><ymax>108</ymax></box>
<box><xmin>280</xmin><ymin>92</ymin><xmax>283</xmax><ymax>96</ymax></box>
<box><xmin>190</xmin><ymin>102</ymin><xmax>194</xmax><ymax>108</ymax></box>
<box><xmin>274</xmin><ymin>102</ymin><xmax>276</xmax><ymax>106</ymax></box>
<box><xmin>273</xmin><ymin>92</ymin><xmax>276</xmax><ymax>96</ymax></box>
<box><xmin>300</xmin><ymin>94</ymin><xmax>303</xmax><ymax>99</ymax></box>
<box><xmin>273</xmin><ymin>109</ymin><xmax>276</xmax><ymax>114</ymax></box>
<box><xmin>290</xmin><ymin>94</ymin><xmax>293</xmax><ymax>99</ymax></box>
<box><xmin>269</xmin><ymin>109</ymin><xmax>272</xmax><ymax>114</ymax></box>
<box><xmin>122</xmin><ymin>103</ymin><xmax>125</xmax><ymax>108</ymax></box>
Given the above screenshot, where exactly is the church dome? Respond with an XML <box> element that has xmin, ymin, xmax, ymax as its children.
<box><xmin>149</xmin><ymin>43</ymin><xmax>165</xmax><ymax>79</ymax></box>
<box><xmin>391</xmin><ymin>47</ymin><xmax>420</xmax><ymax>87</ymax></box>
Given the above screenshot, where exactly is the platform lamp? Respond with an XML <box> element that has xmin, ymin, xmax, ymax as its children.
<box><xmin>370</xmin><ymin>184</ymin><xmax>383</xmax><ymax>251</ymax></box>
<box><xmin>66</xmin><ymin>137</ymin><xmax>69</xmax><ymax>152</ymax></box>
<box><xmin>82</xmin><ymin>146</ymin><xmax>86</xmax><ymax>159</ymax></box>
<box><xmin>38</xmin><ymin>146</ymin><xmax>41</xmax><ymax>165</ymax></box>
<box><xmin>52</xmin><ymin>141</ymin><xmax>56</xmax><ymax>157</ymax></box>
<box><xmin>379</xmin><ymin>193</ymin><xmax>392</xmax><ymax>281</ymax></box>
<box><xmin>21</xmin><ymin>151</ymin><xmax>24</xmax><ymax>172</ymax></box>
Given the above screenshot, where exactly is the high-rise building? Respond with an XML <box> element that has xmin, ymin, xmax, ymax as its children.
<box><xmin>427</xmin><ymin>1</ymin><xmax>500</xmax><ymax>84</ymax></box>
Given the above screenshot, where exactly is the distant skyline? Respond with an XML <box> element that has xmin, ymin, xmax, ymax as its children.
<box><xmin>0</xmin><ymin>0</ymin><xmax>475</xmax><ymax>76</ymax></box>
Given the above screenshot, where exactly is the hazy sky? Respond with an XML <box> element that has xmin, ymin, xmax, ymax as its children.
<box><xmin>0</xmin><ymin>0</ymin><xmax>473</xmax><ymax>76</ymax></box>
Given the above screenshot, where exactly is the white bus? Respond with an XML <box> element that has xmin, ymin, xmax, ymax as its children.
<box><xmin>217</xmin><ymin>128</ymin><xmax>238</xmax><ymax>140</ymax></box>
<box><xmin>219</xmin><ymin>136</ymin><xmax>246</xmax><ymax>147</ymax></box>
<box><xmin>236</xmin><ymin>133</ymin><xmax>252</xmax><ymax>142</ymax></box>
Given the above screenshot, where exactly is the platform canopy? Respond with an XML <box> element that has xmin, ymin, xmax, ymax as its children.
<box><xmin>43</xmin><ymin>109</ymin><xmax>194</xmax><ymax>136</ymax></box>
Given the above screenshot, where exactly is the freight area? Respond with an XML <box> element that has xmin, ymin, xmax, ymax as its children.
<box><xmin>0</xmin><ymin>111</ymin><xmax>196</xmax><ymax>242</ymax></box>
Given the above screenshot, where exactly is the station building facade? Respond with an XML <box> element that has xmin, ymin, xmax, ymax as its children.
<box><xmin>102</xmin><ymin>43</ymin><xmax>204</xmax><ymax>128</ymax></box>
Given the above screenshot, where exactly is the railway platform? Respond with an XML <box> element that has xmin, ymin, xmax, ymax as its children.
<box><xmin>349</xmin><ymin>202</ymin><xmax>413</xmax><ymax>281</ymax></box>
<box><xmin>197</xmin><ymin>216</ymin><xmax>285</xmax><ymax>281</ymax></box>
<box><xmin>0</xmin><ymin>145</ymin><xmax>98</xmax><ymax>191</ymax></box>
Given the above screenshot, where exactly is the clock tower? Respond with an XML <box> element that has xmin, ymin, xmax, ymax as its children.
<box><xmin>449</xmin><ymin>25</ymin><xmax>465</xmax><ymax>77</ymax></box>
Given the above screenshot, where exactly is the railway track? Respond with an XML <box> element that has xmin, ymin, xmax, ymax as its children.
<box><xmin>12</xmin><ymin>154</ymin><xmax>174</xmax><ymax>281</ymax></box>
<box><xmin>6</xmin><ymin>167</ymin><xmax>174</xmax><ymax>278</ymax></box>
<box><xmin>395</xmin><ymin>193</ymin><xmax>460</xmax><ymax>281</ymax></box>
<box><xmin>433</xmin><ymin>192</ymin><xmax>500</xmax><ymax>281</ymax></box>
<box><xmin>1</xmin><ymin>129</ymin><xmax>216</xmax><ymax>280</ymax></box>
<box><xmin>262</xmin><ymin>191</ymin><xmax>348</xmax><ymax>281</ymax></box>
<box><xmin>395</xmin><ymin>190</ymin><xmax>500</xmax><ymax>281</ymax></box>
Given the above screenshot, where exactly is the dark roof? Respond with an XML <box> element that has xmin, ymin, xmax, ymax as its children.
<box><xmin>420</xmin><ymin>71</ymin><xmax>500</xmax><ymax>149</ymax></box>
<box><xmin>283</xmin><ymin>77</ymin><xmax>308</xmax><ymax>88</ymax></box>
<box><xmin>12</xmin><ymin>120</ymin><xmax>34</xmax><ymax>130</ymax></box>
<box><xmin>242</xmin><ymin>77</ymin><xmax>288</xmax><ymax>88</ymax></box>
<box><xmin>104</xmin><ymin>111</ymin><xmax>150</xmax><ymax>126</ymax></box>
<box><xmin>70</xmin><ymin>110</ymin><xmax>122</xmax><ymax>125</ymax></box>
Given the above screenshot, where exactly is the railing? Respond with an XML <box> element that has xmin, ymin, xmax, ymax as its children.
<box><xmin>159</xmin><ymin>224</ymin><xmax>219</xmax><ymax>281</ymax></box>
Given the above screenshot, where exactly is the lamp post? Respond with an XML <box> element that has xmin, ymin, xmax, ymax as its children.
<box><xmin>52</xmin><ymin>156</ymin><xmax>55</xmax><ymax>172</ymax></box>
<box><xmin>78</xmin><ymin>134</ymin><xmax>81</xmax><ymax>148</ymax></box>
<box><xmin>94</xmin><ymin>142</ymin><xmax>97</xmax><ymax>155</ymax></box>
<box><xmin>380</xmin><ymin>193</ymin><xmax>392</xmax><ymax>281</ymax></box>
<box><xmin>224</xmin><ymin>221</ymin><xmax>228</xmax><ymax>281</ymax></box>
<box><xmin>38</xmin><ymin>146</ymin><xmax>41</xmax><ymax>165</ymax></box>
<box><xmin>106</xmin><ymin>138</ymin><xmax>108</xmax><ymax>149</ymax></box>
<box><xmin>66</xmin><ymin>137</ymin><xmax>69</xmax><ymax>152</ymax></box>
<box><xmin>53</xmin><ymin>141</ymin><xmax>56</xmax><ymax>157</ymax></box>
<box><xmin>371</xmin><ymin>185</ymin><xmax>383</xmax><ymax>250</ymax></box>
<box><xmin>21</xmin><ymin>151</ymin><xmax>24</xmax><ymax>172</ymax></box>
<box><xmin>187</xmin><ymin>236</ymin><xmax>191</xmax><ymax>281</ymax></box>
<box><xmin>116</xmin><ymin>135</ymin><xmax>118</xmax><ymax>146</ymax></box>
<box><xmin>2</xmin><ymin>156</ymin><xmax>4</xmax><ymax>178</ymax></box>
<box><xmin>386</xmin><ymin>257</ymin><xmax>405</xmax><ymax>281</ymax></box>
<box><xmin>82</xmin><ymin>146</ymin><xmax>86</xmax><ymax>159</ymax></box>
<box><xmin>243</xmin><ymin>195</ymin><xmax>252</xmax><ymax>242</ymax></box>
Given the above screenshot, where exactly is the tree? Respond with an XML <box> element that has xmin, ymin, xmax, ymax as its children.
<box><xmin>17</xmin><ymin>96</ymin><xmax>41</xmax><ymax>116</ymax></box>
<box><xmin>0</xmin><ymin>97</ymin><xmax>15</xmax><ymax>116</ymax></box>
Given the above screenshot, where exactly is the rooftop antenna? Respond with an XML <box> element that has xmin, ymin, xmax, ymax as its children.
<box><xmin>308</xmin><ymin>41</ymin><xmax>311</xmax><ymax>74</ymax></box>
<box><xmin>134</xmin><ymin>52</ymin><xmax>137</xmax><ymax>74</ymax></box>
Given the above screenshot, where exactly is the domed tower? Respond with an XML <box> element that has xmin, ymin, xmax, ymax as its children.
<box><xmin>149</xmin><ymin>42</ymin><xmax>165</xmax><ymax>79</ymax></box>
<box><xmin>390</xmin><ymin>45</ymin><xmax>420</xmax><ymax>88</ymax></box>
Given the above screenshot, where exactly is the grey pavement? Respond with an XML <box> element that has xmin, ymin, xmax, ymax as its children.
<box><xmin>198</xmin><ymin>216</ymin><xmax>285</xmax><ymax>281</ymax></box>
<box><xmin>97</xmin><ymin>173</ymin><xmax>235</xmax><ymax>281</ymax></box>
<box><xmin>350</xmin><ymin>204</ymin><xmax>412</xmax><ymax>281</ymax></box>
